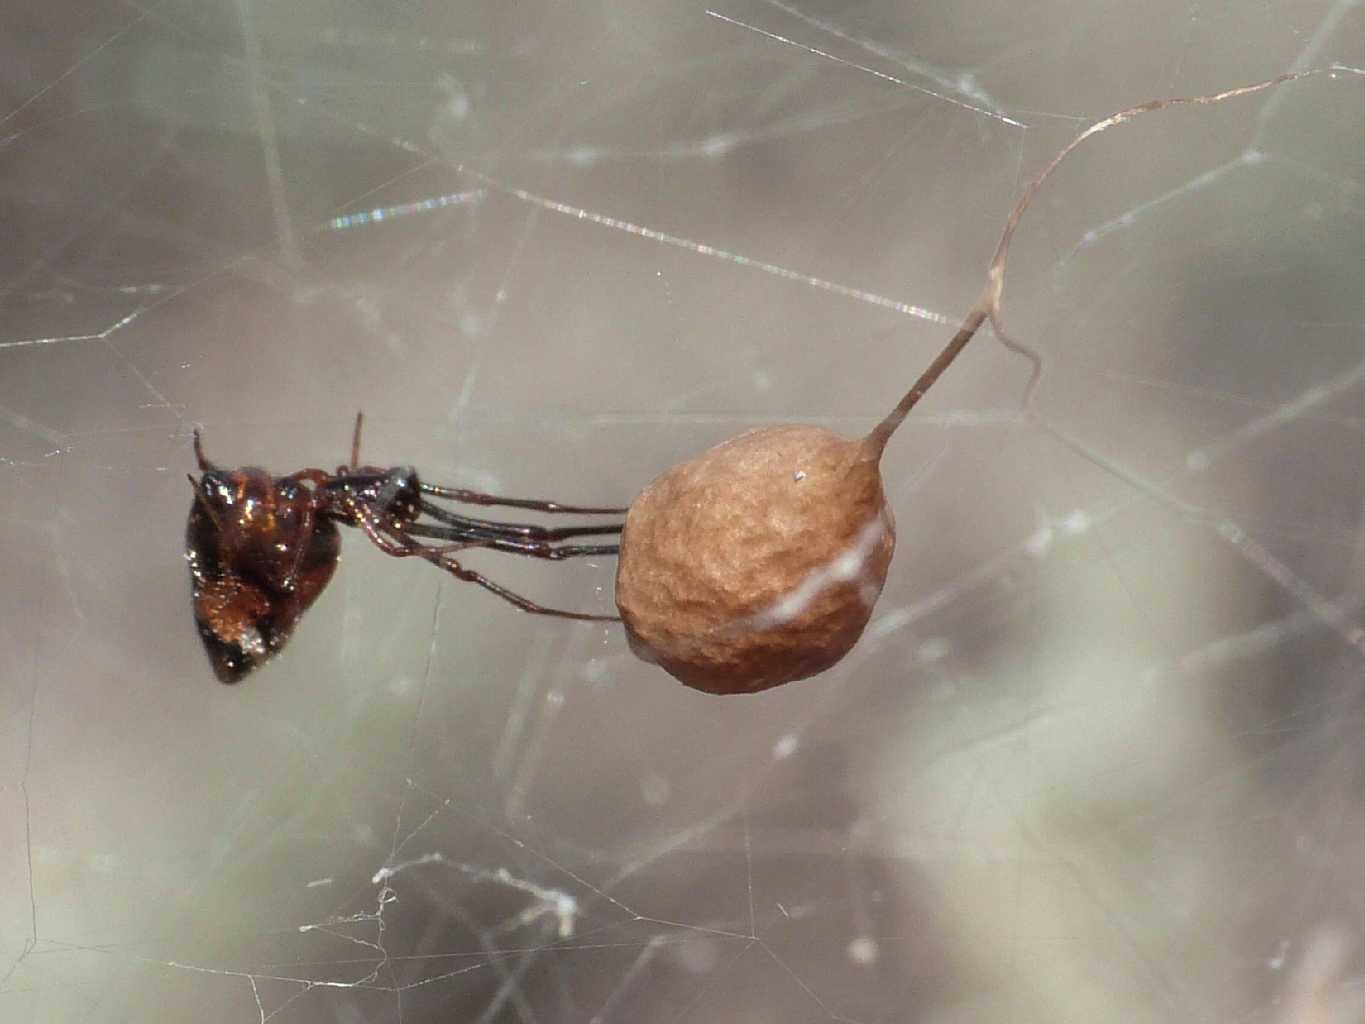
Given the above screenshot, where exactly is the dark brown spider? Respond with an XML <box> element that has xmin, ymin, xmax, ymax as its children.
<box><xmin>186</xmin><ymin>415</ymin><xmax>624</xmax><ymax>683</ymax></box>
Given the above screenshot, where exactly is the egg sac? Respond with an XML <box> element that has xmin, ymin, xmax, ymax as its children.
<box><xmin>615</xmin><ymin>424</ymin><xmax>895</xmax><ymax>694</ymax></box>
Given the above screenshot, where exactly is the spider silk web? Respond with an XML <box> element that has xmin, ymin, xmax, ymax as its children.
<box><xmin>2</xmin><ymin>1</ymin><xmax>1365</xmax><ymax>1021</ymax></box>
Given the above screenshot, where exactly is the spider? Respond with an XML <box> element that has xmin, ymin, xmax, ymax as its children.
<box><xmin>186</xmin><ymin>414</ymin><xmax>625</xmax><ymax>683</ymax></box>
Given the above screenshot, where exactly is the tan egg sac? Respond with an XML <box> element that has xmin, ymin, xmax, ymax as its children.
<box><xmin>615</xmin><ymin>424</ymin><xmax>895</xmax><ymax>694</ymax></box>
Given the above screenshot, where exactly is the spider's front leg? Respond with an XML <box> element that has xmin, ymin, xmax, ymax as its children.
<box><xmin>416</xmin><ymin>499</ymin><xmax>623</xmax><ymax>543</ymax></box>
<box><xmin>420</xmin><ymin>481</ymin><xmax>628</xmax><ymax>516</ymax></box>
<box><xmin>402</xmin><ymin>521</ymin><xmax>620</xmax><ymax>559</ymax></box>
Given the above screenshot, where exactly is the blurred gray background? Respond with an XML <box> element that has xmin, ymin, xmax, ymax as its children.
<box><xmin>2</xmin><ymin>1</ymin><xmax>1364</xmax><ymax>1021</ymax></box>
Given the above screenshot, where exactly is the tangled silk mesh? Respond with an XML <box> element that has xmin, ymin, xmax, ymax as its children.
<box><xmin>2</xmin><ymin>2</ymin><xmax>1364</xmax><ymax>1022</ymax></box>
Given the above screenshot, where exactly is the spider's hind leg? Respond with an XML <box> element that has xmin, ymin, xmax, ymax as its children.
<box><xmin>349</xmin><ymin>411</ymin><xmax>364</xmax><ymax>470</ymax></box>
<box><xmin>192</xmin><ymin>427</ymin><xmax>218</xmax><ymax>472</ymax></box>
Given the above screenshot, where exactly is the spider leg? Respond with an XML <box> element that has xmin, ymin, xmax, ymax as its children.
<box><xmin>192</xmin><ymin>428</ymin><xmax>218</xmax><ymax>472</ymax></box>
<box><xmin>434</xmin><ymin>562</ymin><xmax>621</xmax><ymax>621</ymax></box>
<box><xmin>349</xmin><ymin>411</ymin><xmax>364</xmax><ymax>470</ymax></box>
<box><xmin>351</xmin><ymin>506</ymin><xmax>620</xmax><ymax>622</ymax></box>
<box><xmin>420</xmin><ymin>482</ymin><xmax>627</xmax><ymax>516</ymax></box>
<box><xmin>404</xmin><ymin>523</ymin><xmax>619</xmax><ymax>559</ymax></box>
<box><xmin>415</xmin><ymin>499</ymin><xmax>623</xmax><ymax>542</ymax></box>
<box><xmin>350</xmin><ymin>510</ymin><xmax>420</xmax><ymax>557</ymax></box>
